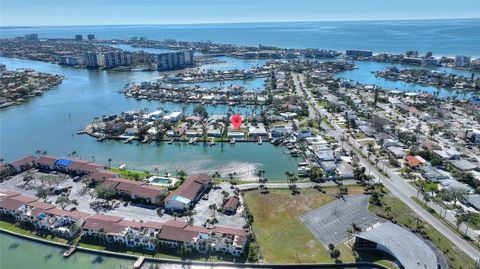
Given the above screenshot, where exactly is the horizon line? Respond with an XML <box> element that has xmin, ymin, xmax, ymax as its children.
<box><xmin>1</xmin><ymin>17</ymin><xmax>479</xmax><ymax>28</ymax></box>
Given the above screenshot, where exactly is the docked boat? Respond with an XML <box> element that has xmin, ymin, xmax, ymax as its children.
<box><xmin>258</xmin><ymin>137</ymin><xmax>263</xmax><ymax>145</ymax></box>
<box><xmin>290</xmin><ymin>149</ymin><xmax>299</xmax><ymax>156</ymax></box>
<box><xmin>230</xmin><ymin>138</ymin><xmax>235</xmax><ymax>144</ymax></box>
<box><xmin>63</xmin><ymin>245</ymin><xmax>77</xmax><ymax>257</ymax></box>
<box><xmin>209</xmin><ymin>138</ymin><xmax>216</xmax><ymax>146</ymax></box>
<box><xmin>168</xmin><ymin>139</ymin><xmax>174</xmax><ymax>144</ymax></box>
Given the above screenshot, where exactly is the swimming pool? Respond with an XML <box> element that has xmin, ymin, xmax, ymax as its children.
<box><xmin>148</xmin><ymin>176</ymin><xmax>177</xmax><ymax>187</ymax></box>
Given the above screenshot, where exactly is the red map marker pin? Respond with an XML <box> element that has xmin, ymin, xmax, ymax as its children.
<box><xmin>231</xmin><ymin>114</ymin><xmax>243</xmax><ymax>129</ymax></box>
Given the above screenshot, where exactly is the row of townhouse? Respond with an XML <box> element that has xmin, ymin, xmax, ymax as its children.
<box><xmin>0</xmin><ymin>191</ymin><xmax>248</xmax><ymax>256</ymax></box>
<box><xmin>88</xmin><ymin>176</ymin><xmax>166</xmax><ymax>204</ymax></box>
<box><xmin>0</xmin><ymin>191</ymin><xmax>89</xmax><ymax>238</ymax></box>
<box><xmin>82</xmin><ymin>216</ymin><xmax>247</xmax><ymax>255</ymax></box>
<box><xmin>3</xmin><ymin>155</ymin><xmax>167</xmax><ymax>204</ymax></box>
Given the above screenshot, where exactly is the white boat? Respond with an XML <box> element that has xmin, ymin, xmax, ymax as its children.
<box><xmin>230</xmin><ymin>138</ymin><xmax>235</xmax><ymax>144</ymax></box>
<box><xmin>209</xmin><ymin>137</ymin><xmax>216</xmax><ymax>146</ymax></box>
<box><xmin>258</xmin><ymin>137</ymin><xmax>263</xmax><ymax>145</ymax></box>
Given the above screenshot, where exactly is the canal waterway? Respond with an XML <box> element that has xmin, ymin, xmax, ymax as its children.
<box><xmin>0</xmin><ymin>56</ymin><xmax>298</xmax><ymax>180</ymax></box>
<box><xmin>335</xmin><ymin>60</ymin><xmax>479</xmax><ymax>98</ymax></box>
<box><xmin>0</xmin><ymin>232</ymin><xmax>135</xmax><ymax>269</ymax></box>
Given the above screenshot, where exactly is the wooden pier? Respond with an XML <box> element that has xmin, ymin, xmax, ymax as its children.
<box><xmin>133</xmin><ymin>256</ymin><xmax>145</xmax><ymax>268</ymax></box>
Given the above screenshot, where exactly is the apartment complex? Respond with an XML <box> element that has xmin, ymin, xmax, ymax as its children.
<box><xmin>157</xmin><ymin>50</ymin><xmax>194</xmax><ymax>71</ymax></box>
<box><xmin>84</xmin><ymin>51</ymin><xmax>132</xmax><ymax>68</ymax></box>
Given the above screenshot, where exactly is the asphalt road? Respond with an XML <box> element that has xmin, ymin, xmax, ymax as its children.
<box><xmin>292</xmin><ymin>73</ymin><xmax>480</xmax><ymax>261</ymax></box>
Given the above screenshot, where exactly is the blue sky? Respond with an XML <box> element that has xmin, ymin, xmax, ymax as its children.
<box><xmin>1</xmin><ymin>0</ymin><xmax>479</xmax><ymax>26</ymax></box>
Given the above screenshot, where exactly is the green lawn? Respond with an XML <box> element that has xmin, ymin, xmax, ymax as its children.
<box><xmin>110</xmin><ymin>167</ymin><xmax>151</xmax><ymax>180</ymax></box>
<box><xmin>0</xmin><ymin>220</ymin><xmax>69</xmax><ymax>244</ymax></box>
<box><xmin>369</xmin><ymin>197</ymin><xmax>476</xmax><ymax>269</ymax></box>
<box><xmin>243</xmin><ymin>186</ymin><xmax>397</xmax><ymax>267</ymax></box>
<box><xmin>354</xmin><ymin>132</ymin><xmax>367</xmax><ymax>139</ymax></box>
<box><xmin>78</xmin><ymin>237</ymin><xmax>243</xmax><ymax>262</ymax></box>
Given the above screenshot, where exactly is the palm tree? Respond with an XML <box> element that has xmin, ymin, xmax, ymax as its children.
<box><xmin>455</xmin><ymin>218</ymin><xmax>463</xmax><ymax>231</ymax></box>
<box><xmin>385</xmin><ymin>205</ymin><xmax>392</xmax><ymax>218</ymax></box>
<box><xmin>285</xmin><ymin>171</ymin><xmax>294</xmax><ymax>184</ymax></box>
<box><xmin>107</xmin><ymin>158</ymin><xmax>112</xmax><ymax>167</ymax></box>
<box><xmin>209</xmin><ymin>203</ymin><xmax>217</xmax><ymax>219</ymax></box>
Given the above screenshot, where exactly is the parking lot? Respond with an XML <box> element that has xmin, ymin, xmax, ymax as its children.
<box><xmin>0</xmin><ymin>170</ymin><xmax>245</xmax><ymax>227</ymax></box>
<box><xmin>193</xmin><ymin>182</ymin><xmax>246</xmax><ymax>228</ymax></box>
<box><xmin>299</xmin><ymin>194</ymin><xmax>383</xmax><ymax>248</ymax></box>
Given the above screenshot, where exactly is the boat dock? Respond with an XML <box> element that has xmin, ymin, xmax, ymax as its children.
<box><xmin>63</xmin><ymin>245</ymin><xmax>77</xmax><ymax>258</ymax></box>
<box><xmin>134</xmin><ymin>256</ymin><xmax>145</xmax><ymax>268</ymax></box>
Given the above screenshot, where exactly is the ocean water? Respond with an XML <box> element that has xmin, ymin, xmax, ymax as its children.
<box><xmin>1</xmin><ymin>19</ymin><xmax>480</xmax><ymax>56</ymax></box>
<box><xmin>0</xmin><ymin>56</ymin><xmax>298</xmax><ymax>180</ymax></box>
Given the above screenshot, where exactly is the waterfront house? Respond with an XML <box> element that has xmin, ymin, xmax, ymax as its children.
<box><xmin>157</xmin><ymin>220</ymin><xmax>207</xmax><ymax>250</ymax></box>
<box><xmin>164</xmin><ymin>174</ymin><xmax>211</xmax><ymax>212</ymax></box>
<box><xmin>18</xmin><ymin>201</ymin><xmax>56</xmax><ymax>224</ymax></box>
<box><xmin>37</xmin><ymin>208</ymin><xmax>90</xmax><ymax>238</ymax></box>
<box><xmin>53</xmin><ymin>158</ymin><xmax>75</xmax><ymax>172</ymax></box>
<box><xmin>0</xmin><ymin>164</ymin><xmax>14</xmax><ymax>180</ymax></box>
<box><xmin>0</xmin><ymin>194</ymin><xmax>38</xmax><ymax>217</ymax></box>
<box><xmin>270</xmin><ymin>126</ymin><xmax>290</xmax><ymax>138</ymax></box>
<box><xmin>9</xmin><ymin>155</ymin><xmax>36</xmax><ymax>173</ymax></box>
<box><xmin>210</xmin><ymin>226</ymin><xmax>247</xmax><ymax>256</ymax></box>
<box><xmin>36</xmin><ymin>155</ymin><xmax>59</xmax><ymax>171</ymax></box>
<box><xmin>248</xmin><ymin>125</ymin><xmax>268</xmax><ymax>137</ymax></box>
<box><xmin>67</xmin><ymin>159</ymin><xmax>94</xmax><ymax>174</ymax></box>
<box><xmin>227</xmin><ymin>131</ymin><xmax>245</xmax><ymax>139</ymax></box>
<box><xmin>82</xmin><ymin>213</ymin><xmax>123</xmax><ymax>238</ymax></box>
<box><xmin>185</xmin><ymin>130</ymin><xmax>203</xmax><ymax>138</ymax></box>
<box><xmin>76</xmin><ymin>162</ymin><xmax>105</xmax><ymax>175</ymax></box>
<box><xmin>89</xmin><ymin>170</ymin><xmax>119</xmax><ymax>184</ymax></box>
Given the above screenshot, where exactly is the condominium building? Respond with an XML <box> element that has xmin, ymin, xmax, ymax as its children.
<box><xmin>157</xmin><ymin>50</ymin><xmax>194</xmax><ymax>71</ymax></box>
<box><xmin>455</xmin><ymin>55</ymin><xmax>471</xmax><ymax>67</ymax></box>
<box><xmin>84</xmin><ymin>51</ymin><xmax>132</xmax><ymax>68</ymax></box>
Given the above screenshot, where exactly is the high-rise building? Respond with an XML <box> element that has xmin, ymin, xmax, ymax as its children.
<box><xmin>455</xmin><ymin>55</ymin><xmax>471</xmax><ymax>67</ymax></box>
<box><xmin>25</xmin><ymin>34</ymin><xmax>38</xmax><ymax>40</ymax></box>
<box><xmin>157</xmin><ymin>50</ymin><xmax>194</xmax><ymax>71</ymax></box>
<box><xmin>102</xmin><ymin>51</ymin><xmax>132</xmax><ymax>68</ymax></box>
<box><xmin>75</xmin><ymin>35</ymin><xmax>83</xmax><ymax>41</ymax></box>
<box><xmin>84</xmin><ymin>51</ymin><xmax>132</xmax><ymax>68</ymax></box>
<box><xmin>84</xmin><ymin>52</ymin><xmax>103</xmax><ymax>68</ymax></box>
<box><xmin>87</xmin><ymin>34</ymin><xmax>95</xmax><ymax>41</ymax></box>
<box><xmin>346</xmin><ymin>49</ymin><xmax>373</xmax><ymax>57</ymax></box>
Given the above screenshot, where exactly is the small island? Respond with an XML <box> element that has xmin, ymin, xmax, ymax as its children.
<box><xmin>0</xmin><ymin>64</ymin><xmax>64</xmax><ymax>108</ymax></box>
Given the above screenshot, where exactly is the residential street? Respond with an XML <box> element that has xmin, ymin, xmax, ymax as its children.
<box><xmin>293</xmin><ymin>73</ymin><xmax>480</xmax><ymax>261</ymax></box>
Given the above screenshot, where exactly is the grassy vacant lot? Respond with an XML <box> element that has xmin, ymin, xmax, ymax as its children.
<box><xmin>370</xmin><ymin>197</ymin><xmax>476</xmax><ymax>269</ymax></box>
<box><xmin>243</xmin><ymin>186</ymin><xmax>397</xmax><ymax>267</ymax></box>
